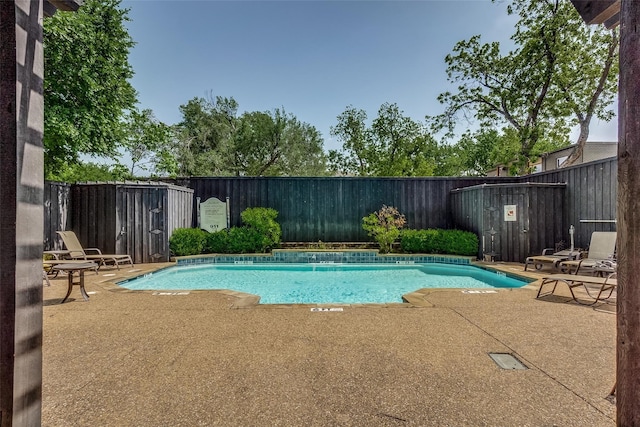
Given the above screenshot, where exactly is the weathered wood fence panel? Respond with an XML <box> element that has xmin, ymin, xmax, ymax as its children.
<box><xmin>44</xmin><ymin>157</ymin><xmax>616</xmax><ymax>262</ymax></box>
<box><xmin>450</xmin><ymin>183</ymin><xmax>566</xmax><ymax>262</ymax></box>
<box><xmin>47</xmin><ymin>182</ymin><xmax>193</xmax><ymax>264</ymax></box>
<box><xmin>72</xmin><ymin>184</ymin><xmax>118</xmax><ymax>254</ymax></box>
<box><xmin>527</xmin><ymin>157</ymin><xmax>617</xmax><ymax>249</ymax></box>
<box><xmin>177</xmin><ymin>177</ymin><xmax>516</xmax><ymax>242</ymax></box>
<box><xmin>44</xmin><ymin>182</ymin><xmax>71</xmax><ymax>250</ymax></box>
<box><xmin>112</xmin><ymin>183</ymin><xmax>192</xmax><ymax>264</ymax></box>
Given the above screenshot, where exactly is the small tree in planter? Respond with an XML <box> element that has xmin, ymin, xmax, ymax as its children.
<box><xmin>362</xmin><ymin>205</ymin><xmax>406</xmax><ymax>253</ymax></box>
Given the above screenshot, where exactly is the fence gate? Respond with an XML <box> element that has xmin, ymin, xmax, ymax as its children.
<box><xmin>148</xmin><ymin>201</ymin><xmax>166</xmax><ymax>262</ymax></box>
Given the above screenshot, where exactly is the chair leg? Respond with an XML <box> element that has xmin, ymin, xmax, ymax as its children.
<box><xmin>42</xmin><ymin>270</ymin><xmax>51</xmax><ymax>286</ymax></box>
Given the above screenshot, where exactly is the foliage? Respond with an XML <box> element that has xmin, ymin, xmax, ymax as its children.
<box><xmin>203</xmin><ymin>230</ymin><xmax>230</xmax><ymax>254</ymax></box>
<box><xmin>400</xmin><ymin>229</ymin><xmax>479</xmax><ymax>256</ymax></box>
<box><xmin>47</xmin><ymin>161</ymin><xmax>132</xmax><ymax>183</ymax></box>
<box><xmin>169</xmin><ymin>228</ymin><xmax>207</xmax><ymax>256</ymax></box>
<box><xmin>234</xmin><ymin>109</ymin><xmax>327</xmax><ymax>176</ymax></box>
<box><xmin>329</xmin><ymin>103</ymin><xmax>441</xmax><ymax>176</ymax></box>
<box><xmin>226</xmin><ymin>227</ymin><xmax>266</xmax><ymax>254</ymax></box>
<box><xmin>174</xmin><ymin>96</ymin><xmax>327</xmax><ymax>176</ymax></box>
<box><xmin>240</xmin><ymin>207</ymin><xmax>282</xmax><ymax>251</ymax></box>
<box><xmin>174</xmin><ymin>96</ymin><xmax>237</xmax><ymax>176</ymax></box>
<box><xmin>43</xmin><ymin>0</ymin><xmax>137</xmax><ymax>178</ymax></box>
<box><xmin>201</xmin><ymin>207</ymin><xmax>282</xmax><ymax>254</ymax></box>
<box><xmin>432</xmin><ymin>0</ymin><xmax>618</xmax><ymax>175</ymax></box>
<box><xmin>362</xmin><ymin>205</ymin><xmax>406</xmax><ymax>253</ymax></box>
<box><xmin>454</xmin><ymin>128</ymin><xmax>521</xmax><ymax>175</ymax></box>
<box><xmin>124</xmin><ymin>109</ymin><xmax>177</xmax><ymax>177</ymax></box>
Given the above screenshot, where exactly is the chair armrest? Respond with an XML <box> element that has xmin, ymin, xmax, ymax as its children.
<box><xmin>84</xmin><ymin>248</ymin><xmax>103</xmax><ymax>255</ymax></box>
<box><xmin>541</xmin><ymin>248</ymin><xmax>555</xmax><ymax>255</ymax></box>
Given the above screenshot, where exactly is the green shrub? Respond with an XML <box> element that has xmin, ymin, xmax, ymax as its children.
<box><xmin>226</xmin><ymin>227</ymin><xmax>265</xmax><ymax>253</ymax></box>
<box><xmin>362</xmin><ymin>205</ymin><xmax>406</xmax><ymax>253</ymax></box>
<box><xmin>241</xmin><ymin>207</ymin><xmax>281</xmax><ymax>251</ymax></box>
<box><xmin>204</xmin><ymin>230</ymin><xmax>230</xmax><ymax>254</ymax></box>
<box><xmin>400</xmin><ymin>228</ymin><xmax>478</xmax><ymax>256</ymax></box>
<box><xmin>169</xmin><ymin>228</ymin><xmax>207</xmax><ymax>256</ymax></box>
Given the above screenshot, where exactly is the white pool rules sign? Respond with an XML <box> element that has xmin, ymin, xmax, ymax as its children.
<box><xmin>198</xmin><ymin>197</ymin><xmax>230</xmax><ymax>232</ymax></box>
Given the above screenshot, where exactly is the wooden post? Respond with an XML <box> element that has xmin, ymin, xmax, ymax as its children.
<box><xmin>0</xmin><ymin>1</ymin><xmax>46</xmax><ymax>426</ymax></box>
<box><xmin>0</xmin><ymin>2</ymin><xmax>19</xmax><ymax>425</ymax></box>
<box><xmin>618</xmin><ymin>0</ymin><xmax>640</xmax><ymax>424</ymax></box>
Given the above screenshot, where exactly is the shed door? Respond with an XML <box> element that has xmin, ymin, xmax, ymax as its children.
<box><xmin>116</xmin><ymin>186</ymin><xmax>169</xmax><ymax>264</ymax></box>
<box><xmin>499</xmin><ymin>192</ymin><xmax>529</xmax><ymax>262</ymax></box>
<box><xmin>483</xmin><ymin>192</ymin><xmax>530</xmax><ymax>263</ymax></box>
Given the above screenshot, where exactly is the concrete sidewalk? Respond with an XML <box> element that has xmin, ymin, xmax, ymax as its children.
<box><xmin>42</xmin><ymin>262</ymin><xmax>616</xmax><ymax>426</ymax></box>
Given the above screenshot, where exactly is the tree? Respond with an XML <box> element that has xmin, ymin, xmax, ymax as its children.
<box><xmin>455</xmin><ymin>128</ymin><xmax>522</xmax><ymax>176</ymax></box>
<box><xmin>433</xmin><ymin>0</ymin><xmax>618</xmax><ymax>174</ymax></box>
<box><xmin>47</xmin><ymin>162</ymin><xmax>132</xmax><ymax>183</ymax></box>
<box><xmin>43</xmin><ymin>0</ymin><xmax>137</xmax><ymax>178</ymax></box>
<box><xmin>233</xmin><ymin>109</ymin><xmax>327</xmax><ymax>176</ymax></box>
<box><xmin>174</xmin><ymin>97</ymin><xmax>236</xmax><ymax>176</ymax></box>
<box><xmin>329</xmin><ymin>103</ymin><xmax>440</xmax><ymax>176</ymax></box>
<box><xmin>124</xmin><ymin>109</ymin><xmax>177</xmax><ymax>177</ymax></box>
<box><xmin>174</xmin><ymin>96</ymin><xmax>327</xmax><ymax>176</ymax></box>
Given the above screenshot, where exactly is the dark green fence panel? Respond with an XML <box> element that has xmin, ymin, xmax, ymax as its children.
<box><xmin>527</xmin><ymin>157</ymin><xmax>617</xmax><ymax>249</ymax></box>
<box><xmin>179</xmin><ymin>176</ymin><xmax>516</xmax><ymax>242</ymax></box>
<box><xmin>451</xmin><ymin>183</ymin><xmax>567</xmax><ymax>262</ymax></box>
<box><xmin>44</xmin><ymin>157</ymin><xmax>617</xmax><ymax>261</ymax></box>
<box><xmin>44</xmin><ymin>181</ymin><xmax>71</xmax><ymax>250</ymax></box>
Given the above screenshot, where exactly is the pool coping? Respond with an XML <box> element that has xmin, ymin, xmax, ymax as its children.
<box><xmin>106</xmin><ymin>253</ymin><xmax>539</xmax><ymax>309</ymax></box>
<box><xmin>173</xmin><ymin>249</ymin><xmax>476</xmax><ymax>266</ymax></box>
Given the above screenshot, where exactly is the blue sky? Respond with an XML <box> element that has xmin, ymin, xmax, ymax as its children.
<box><xmin>122</xmin><ymin>0</ymin><xmax>617</xmax><ymax>154</ymax></box>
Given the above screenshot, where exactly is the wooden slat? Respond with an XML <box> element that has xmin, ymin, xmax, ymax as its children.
<box><xmin>570</xmin><ymin>0</ymin><xmax>620</xmax><ymax>27</ymax></box>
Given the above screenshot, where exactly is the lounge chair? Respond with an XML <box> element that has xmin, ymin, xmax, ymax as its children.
<box><xmin>56</xmin><ymin>230</ymin><xmax>133</xmax><ymax>270</ymax></box>
<box><xmin>559</xmin><ymin>232</ymin><xmax>617</xmax><ymax>275</ymax></box>
<box><xmin>536</xmin><ymin>272</ymin><xmax>617</xmax><ymax>305</ymax></box>
<box><xmin>524</xmin><ymin>248</ymin><xmax>581</xmax><ymax>271</ymax></box>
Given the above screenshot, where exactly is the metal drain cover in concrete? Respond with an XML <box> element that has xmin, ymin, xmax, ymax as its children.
<box><xmin>489</xmin><ymin>353</ymin><xmax>528</xmax><ymax>370</ymax></box>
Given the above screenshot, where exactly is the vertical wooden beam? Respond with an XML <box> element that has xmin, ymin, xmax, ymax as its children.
<box><xmin>0</xmin><ymin>2</ymin><xmax>19</xmax><ymax>424</ymax></box>
<box><xmin>1</xmin><ymin>1</ymin><xmax>45</xmax><ymax>426</ymax></box>
<box><xmin>618</xmin><ymin>0</ymin><xmax>640</xmax><ymax>424</ymax></box>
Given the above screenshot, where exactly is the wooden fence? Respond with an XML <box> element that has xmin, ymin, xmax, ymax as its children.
<box><xmin>45</xmin><ymin>157</ymin><xmax>617</xmax><ymax>263</ymax></box>
<box><xmin>45</xmin><ymin>182</ymin><xmax>193</xmax><ymax>263</ymax></box>
<box><xmin>44</xmin><ymin>182</ymin><xmax>71</xmax><ymax>250</ymax></box>
<box><xmin>176</xmin><ymin>176</ymin><xmax>516</xmax><ymax>242</ymax></box>
<box><xmin>451</xmin><ymin>183</ymin><xmax>568</xmax><ymax>262</ymax></box>
<box><xmin>526</xmin><ymin>157</ymin><xmax>617</xmax><ymax>246</ymax></box>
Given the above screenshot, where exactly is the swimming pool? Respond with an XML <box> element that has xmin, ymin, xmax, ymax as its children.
<box><xmin>120</xmin><ymin>263</ymin><xmax>528</xmax><ymax>304</ymax></box>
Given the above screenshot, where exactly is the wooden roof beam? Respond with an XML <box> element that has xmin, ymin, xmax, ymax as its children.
<box><xmin>570</xmin><ymin>0</ymin><xmax>620</xmax><ymax>28</ymax></box>
<box><xmin>44</xmin><ymin>0</ymin><xmax>82</xmax><ymax>17</ymax></box>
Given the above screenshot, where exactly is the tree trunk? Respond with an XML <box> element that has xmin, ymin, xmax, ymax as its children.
<box><xmin>563</xmin><ymin>121</ymin><xmax>589</xmax><ymax>167</ymax></box>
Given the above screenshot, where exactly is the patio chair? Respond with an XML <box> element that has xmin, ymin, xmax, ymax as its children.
<box><xmin>524</xmin><ymin>248</ymin><xmax>581</xmax><ymax>271</ymax></box>
<box><xmin>536</xmin><ymin>272</ymin><xmax>617</xmax><ymax>305</ymax></box>
<box><xmin>559</xmin><ymin>232</ymin><xmax>617</xmax><ymax>275</ymax></box>
<box><xmin>56</xmin><ymin>230</ymin><xmax>133</xmax><ymax>270</ymax></box>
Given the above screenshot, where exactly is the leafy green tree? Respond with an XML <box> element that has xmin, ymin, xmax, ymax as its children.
<box><xmin>44</xmin><ymin>0</ymin><xmax>137</xmax><ymax>178</ymax></box>
<box><xmin>432</xmin><ymin>0</ymin><xmax>618</xmax><ymax>174</ymax></box>
<box><xmin>174</xmin><ymin>96</ymin><xmax>238</xmax><ymax>176</ymax></box>
<box><xmin>47</xmin><ymin>162</ymin><xmax>132</xmax><ymax>183</ymax></box>
<box><xmin>175</xmin><ymin>96</ymin><xmax>327</xmax><ymax>176</ymax></box>
<box><xmin>233</xmin><ymin>109</ymin><xmax>327</xmax><ymax>176</ymax></box>
<box><xmin>329</xmin><ymin>103</ymin><xmax>440</xmax><ymax>176</ymax></box>
<box><xmin>124</xmin><ymin>109</ymin><xmax>177</xmax><ymax>177</ymax></box>
<box><xmin>455</xmin><ymin>128</ymin><xmax>521</xmax><ymax>175</ymax></box>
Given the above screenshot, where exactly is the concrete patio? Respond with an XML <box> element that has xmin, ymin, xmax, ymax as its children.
<box><xmin>42</xmin><ymin>262</ymin><xmax>616</xmax><ymax>426</ymax></box>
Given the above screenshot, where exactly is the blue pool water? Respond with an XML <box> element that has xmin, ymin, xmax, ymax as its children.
<box><xmin>121</xmin><ymin>263</ymin><xmax>528</xmax><ymax>304</ymax></box>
